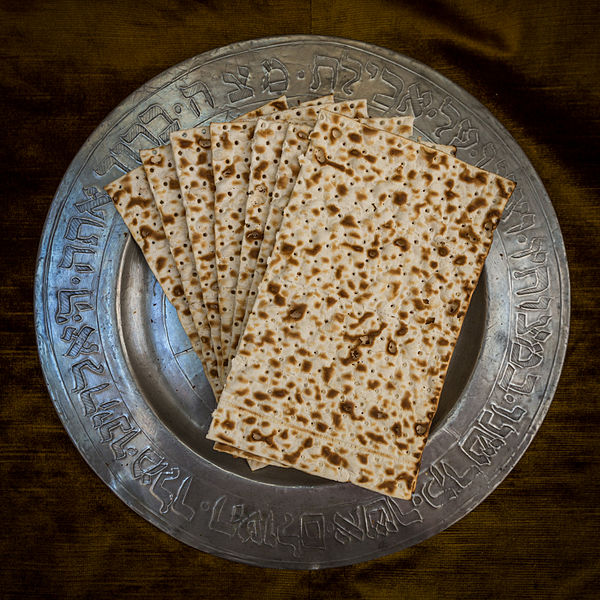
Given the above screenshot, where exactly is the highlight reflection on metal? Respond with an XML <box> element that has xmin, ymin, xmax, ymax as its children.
<box><xmin>34</xmin><ymin>35</ymin><xmax>569</xmax><ymax>569</ymax></box>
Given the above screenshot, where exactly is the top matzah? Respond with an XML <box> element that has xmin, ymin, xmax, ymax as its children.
<box><xmin>207</xmin><ymin>111</ymin><xmax>515</xmax><ymax>498</ymax></box>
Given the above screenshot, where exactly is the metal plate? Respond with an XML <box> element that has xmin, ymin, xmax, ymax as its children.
<box><xmin>34</xmin><ymin>35</ymin><xmax>569</xmax><ymax>569</ymax></box>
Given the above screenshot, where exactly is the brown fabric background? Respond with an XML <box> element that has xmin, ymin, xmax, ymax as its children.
<box><xmin>1</xmin><ymin>1</ymin><xmax>598</xmax><ymax>598</ymax></box>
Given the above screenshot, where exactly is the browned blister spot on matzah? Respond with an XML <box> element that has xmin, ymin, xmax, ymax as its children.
<box><xmin>208</xmin><ymin>111</ymin><xmax>515</xmax><ymax>498</ymax></box>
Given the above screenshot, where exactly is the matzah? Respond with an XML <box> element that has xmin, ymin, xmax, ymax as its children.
<box><xmin>207</xmin><ymin>111</ymin><xmax>515</xmax><ymax>498</ymax></box>
<box><xmin>219</xmin><ymin>115</ymin><xmax>415</xmax><ymax>470</ymax></box>
<box><xmin>215</xmin><ymin>100</ymin><xmax>370</xmax><ymax>373</ymax></box>
<box><xmin>104</xmin><ymin>167</ymin><xmax>222</xmax><ymax>396</ymax></box>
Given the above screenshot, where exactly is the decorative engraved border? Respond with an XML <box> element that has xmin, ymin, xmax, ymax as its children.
<box><xmin>34</xmin><ymin>36</ymin><xmax>569</xmax><ymax>569</ymax></box>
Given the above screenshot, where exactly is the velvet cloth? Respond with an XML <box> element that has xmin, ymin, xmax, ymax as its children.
<box><xmin>1</xmin><ymin>2</ymin><xmax>598</xmax><ymax>598</ymax></box>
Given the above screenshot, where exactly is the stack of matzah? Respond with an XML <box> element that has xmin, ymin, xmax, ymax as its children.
<box><xmin>105</xmin><ymin>95</ymin><xmax>515</xmax><ymax>498</ymax></box>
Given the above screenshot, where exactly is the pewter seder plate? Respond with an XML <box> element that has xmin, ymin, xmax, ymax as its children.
<box><xmin>34</xmin><ymin>36</ymin><xmax>569</xmax><ymax>569</ymax></box>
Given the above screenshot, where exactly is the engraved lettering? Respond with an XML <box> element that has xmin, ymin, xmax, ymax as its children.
<box><xmin>90</xmin><ymin>397</ymin><xmax>120</xmax><ymax>427</ymax></box>
<box><xmin>386</xmin><ymin>496</ymin><xmax>423</xmax><ymax>526</ymax></box>
<box><xmin>420</xmin><ymin>460</ymin><xmax>472</xmax><ymax>508</ymax></box>
<box><xmin>119</xmin><ymin>123</ymin><xmax>161</xmax><ymax>156</ymax></box>
<box><xmin>516</xmin><ymin>312</ymin><xmax>552</xmax><ymax>342</ymax></box>
<box><xmin>513</xmin><ymin>266</ymin><xmax>550</xmax><ymax>296</ymax></box>
<box><xmin>339</xmin><ymin>53</ymin><xmax>362</xmax><ymax>95</ymax></box>
<box><xmin>55</xmin><ymin>289</ymin><xmax>93</xmax><ymax>324</ymax></box>
<box><xmin>509</xmin><ymin>337</ymin><xmax>543</xmax><ymax>368</ymax></box>
<box><xmin>459</xmin><ymin>426</ymin><xmax>505</xmax><ymax>465</ymax></box>
<box><xmin>93</xmin><ymin>152</ymin><xmax>130</xmax><ymax>177</ymax></box>
<box><xmin>262</xmin><ymin>510</ymin><xmax>278</xmax><ymax>547</ymax></box>
<box><xmin>107</xmin><ymin>429</ymin><xmax>140</xmax><ymax>460</ymax></box>
<box><xmin>79</xmin><ymin>383</ymin><xmax>111</xmax><ymax>416</ymax></box>
<box><xmin>432</xmin><ymin>96</ymin><xmax>461</xmax><ymax>139</ymax></box>
<box><xmin>179</xmin><ymin>79</ymin><xmax>216</xmax><ymax>114</ymax></box>
<box><xmin>85</xmin><ymin>395</ymin><xmax>140</xmax><ymax>460</ymax></box>
<box><xmin>277</xmin><ymin>512</ymin><xmax>301</xmax><ymax>557</ymax></box>
<box><xmin>510</xmin><ymin>237</ymin><xmax>546</xmax><ymax>263</ymax></box>
<box><xmin>492</xmin><ymin>401</ymin><xmax>527</xmax><ymax>422</ymax></box>
<box><xmin>208</xmin><ymin>495</ymin><xmax>239</xmax><ymax>537</ymax></box>
<box><xmin>365</xmin><ymin>61</ymin><xmax>379</xmax><ymax>79</ymax></box>
<box><xmin>518</xmin><ymin>296</ymin><xmax>551</xmax><ymax>311</ymax></box>
<box><xmin>222</xmin><ymin>66</ymin><xmax>254</xmax><ymax>103</ymax></box>
<box><xmin>71</xmin><ymin>357</ymin><xmax>105</xmax><ymax>392</ymax></box>
<box><xmin>61</xmin><ymin>325</ymin><xmax>99</xmax><ymax>357</ymax></box>
<box><xmin>76</xmin><ymin>186</ymin><xmax>110</xmax><ymax>220</ymax></box>
<box><xmin>261</xmin><ymin>58</ymin><xmax>289</xmax><ymax>93</ymax></box>
<box><xmin>448</xmin><ymin>118</ymin><xmax>479</xmax><ymax>150</ymax></box>
<box><xmin>65</xmin><ymin>216</ymin><xmax>104</xmax><ymax>246</ymax></box>
<box><xmin>477</xmin><ymin>402</ymin><xmax>527</xmax><ymax>439</ymax></box>
<box><xmin>398</xmin><ymin>82</ymin><xmax>433</xmax><ymax>118</ymax></box>
<box><xmin>300</xmin><ymin>514</ymin><xmax>326</xmax><ymax>549</ymax></box>
<box><xmin>58</xmin><ymin>245</ymin><xmax>96</xmax><ymax>273</ymax></box>
<box><xmin>477</xmin><ymin>408</ymin><xmax>517</xmax><ymax>439</ymax></box>
<box><xmin>506</xmin><ymin>212</ymin><xmax>536</xmax><ymax>235</ymax></box>
<box><xmin>97</xmin><ymin>414</ymin><xmax>140</xmax><ymax>460</ymax></box>
<box><xmin>171</xmin><ymin>475</ymin><xmax>196</xmax><ymax>521</ymax></box>
<box><xmin>333</xmin><ymin>507</ymin><xmax>365</xmax><ymax>544</ymax></box>
<box><xmin>150</xmin><ymin>466</ymin><xmax>193</xmax><ymax>516</ymax></box>
<box><xmin>237</xmin><ymin>509</ymin><xmax>264</xmax><ymax>543</ymax></box>
<box><xmin>132</xmin><ymin>447</ymin><xmax>168</xmax><ymax>485</ymax></box>
<box><xmin>475</xmin><ymin>142</ymin><xmax>497</xmax><ymax>168</ymax></box>
<box><xmin>138</xmin><ymin>104</ymin><xmax>180</xmax><ymax>144</ymax></box>
<box><xmin>310</xmin><ymin>54</ymin><xmax>339</xmax><ymax>93</ymax></box>
<box><xmin>498</xmin><ymin>362</ymin><xmax>539</xmax><ymax>394</ymax></box>
<box><xmin>371</xmin><ymin>67</ymin><xmax>405</xmax><ymax>114</ymax></box>
<box><xmin>149</xmin><ymin>466</ymin><xmax>179</xmax><ymax>514</ymax></box>
<box><xmin>363</xmin><ymin>498</ymin><xmax>399</xmax><ymax>538</ymax></box>
<box><xmin>494</xmin><ymin>158</ymin><xmax>510</xmax><ymax>178</ymax></box>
